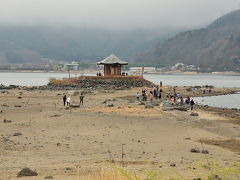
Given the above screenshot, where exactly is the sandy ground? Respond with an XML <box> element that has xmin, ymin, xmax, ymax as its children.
<box><xmin>0</xmin><ymin>87</ymin><xmax>240</xmax><ymax>179</ymax></box>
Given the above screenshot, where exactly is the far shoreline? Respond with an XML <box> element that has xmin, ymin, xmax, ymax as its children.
<box><xmin>0</xmin><ymin>70</ymin><xmax>240</xmax><ymax>76</ymax></box>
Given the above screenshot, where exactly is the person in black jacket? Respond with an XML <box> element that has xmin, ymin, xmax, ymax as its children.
<box><xmin>190</xmin><ymin>99</ymin><xmax>195</xmax><ymax>110</ymax></box>
<box><xmin>63</xmin><ymin>95</ymin><xmax>67</xmax><ymax>106</ymax></box>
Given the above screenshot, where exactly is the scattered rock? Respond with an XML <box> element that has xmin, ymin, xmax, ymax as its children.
<box><xmin>201</xmin><ymin>150</ymin><xmax>209</xmax><ymax>154</ymax></box>
<box><xmin>209</xmin><ymin>174</ymin><xmax>222</xmax><ymax>180</ymax></box>
<box><xmin>139</xmin><ymin>102</ymin><xmax>145</xmax><ymax>105</ymax></box>
<box><xmin>70</xmin><ymin>105</ymin><xmax>80</xmax><ymax>108</ymax></box>
<box><xmin>103</xmin><ymin>98</ymin><xmax>117</xmax><ymax>104</ymax></box>
<box><xmin>49</xmin><ymin>114</ymin><xmax>61</xmax><ymax>117</ymax></box>
<box><xmin>65</xmin><ymin>167</ymin><xmax>73</xmax><ymax>171</ymax></box>
<box><xmin>190</xmin><ymin>148</ymin><xmax>200</xmax><ymax>153</ymax></box>
<box><xmin>18</xmin><ymin>96</ymin><xmax>22</xmax><ymax>99</ymax></box>
<box><xmin>128</xmin><ymin>100</ymin><xmax>134</xmax><ymax>103</ymax></box>
<box><xmin>145</xmin><ymin>104</ymin><xmax>154</xmax><ymax>109</ymax></box>
<box><xmin>17</xmin><ymin>168</ymin><xmax>38</xmax><ymax>177</ymax></box>
<box><xmin>14</xmin><ymin>105</ymin><xmax>22</xmax><ymax>107</ymax></box>
<box><xmin>3</xmin><ymin>119</ymin><xmax>12</xmax><ymax>123</ymax></box>
<box><xmin>162</xmin><ymin>105</ymin><xmax>189</xmax><ymax>111</ymax></box>
<box><xmin>174</xmin><ymin>106</ymin><xmax>189</xmax><ymax>111</ymax></box>
<box><xmin>13</xmin><ymin>133</ymin><xmax>22</xmax><ymax>136</ymax></box>
<box><xmin>73</xmin><ymin>91</ymin><xmax>80</xmax><ymax>96</ymax></box>
<box><xmin>152</xmin><ymin>102</ymin><xmax>160</xmax><ymax>106</ymax></box>
<box><xmin>44</xmin><ymin>175</ymin><xmax>54</xmax><ymax>179</ymax></box>
<box><xmin>1</xmin><ymin>90</ymin><xmax>9</xmax><ymax>94</ymax></box>
<box><xmin>170</xmin><ymin>163</ymin><xmax>176</xmax><ymax>167</ymax></box>
<box><xmin>107</xmin><ymin>104</ymin><xmax>114</xmax><ymax>107</ymax></box>
<box><xmin>190</xmin><ymin>112</ymin><xmax>199</xmax><ymax>116</ymax></box>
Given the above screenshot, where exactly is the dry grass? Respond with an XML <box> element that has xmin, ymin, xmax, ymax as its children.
<box><xmin>79</xmin><ymin>160</ymin><xmax>240</xmax><ymax>180</ymax></box>
<box><xmin>78</xmin><ymin>166</ymin><xmax>141</xmax><ymax>180</ymax></box>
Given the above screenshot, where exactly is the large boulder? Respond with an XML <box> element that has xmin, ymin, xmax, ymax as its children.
<box><xmin>17</xmin><ymin>168</ymin><xmax>38</xmax><ymax>177</ymax></box>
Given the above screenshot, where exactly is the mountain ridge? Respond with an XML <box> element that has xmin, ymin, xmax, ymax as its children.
<box><xmin>0</xmin><ymin>26</ymin><xmax>182</xmax><ymax>65</ymax></box>
<box><xmin>134</xmin><ymin>9</ymin><xmax>240</xmax><ymax>71</ymax></box>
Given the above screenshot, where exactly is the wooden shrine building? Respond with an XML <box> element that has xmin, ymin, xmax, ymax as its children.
<box><xmin>97</xmin><ymin>55</ymin><xmax>128</xmax><ymax>76</ymax></box>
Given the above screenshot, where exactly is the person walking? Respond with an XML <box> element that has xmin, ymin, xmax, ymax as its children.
<box><xmin>190</xmin><ymin>99</ymin><xmax>195</xmax><ymax>110</ymax></box>
<box><xmin>173</xmin><ymin>86</ymin><xmax>176</xmax><ymax>93</ymax></box>
<box><xmin>155</xmin><ymin>91</ymin><xmax>159</xmax><ymax>99</ymax></box>
<box><xmin>153</xmin><ymin>88</ymin><xmax>157</xmax><ymax>98</ymax></box>
<box><xmin>158</xmin><ymin>91</ymin><xmax>162</xmax><ymax>99</ymax></box>
<box><xmin>66</xmin><ymin>96</ymin><xmax>71</xmax><ymax>106</ymax></box>
<box><xmin>136</xmin><ymin>92</ymin><xmax>140</xmax><ymax>100</ymax></box>
<box><xmin>63</xmin><ymin>95</ymin><xmax>67</xmax><ymax>106</ymax></box>
<box><xmin>186</xmin><ymin>96</ymin><xmax>190</xmax><ymax>104</ymax></box>
<box><xmin>79</xmin><ymin>93</ymin><xmax>84</xmax><ymax>105</ymax></box>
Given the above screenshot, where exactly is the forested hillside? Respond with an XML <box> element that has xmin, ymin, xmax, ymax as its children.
<box><xmin>0</xmin><ymin>26</ymin><xmax>180</xmax><ymax>65</ymax></box>
<box><xmin>135</xmin><ymin>9</ymin><xmax>240</xmax><ymax>71</ymax></box>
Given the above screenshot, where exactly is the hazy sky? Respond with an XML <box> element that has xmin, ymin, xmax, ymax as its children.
<box><xmin>0</xmin><ymin>0</ymin><xmax>239</xmax><ymax>29</ymax></box>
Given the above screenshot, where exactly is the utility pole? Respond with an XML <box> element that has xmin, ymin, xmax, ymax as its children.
<box><xmin>68</xmin><ymin>67</ymin><xmax>70</xmax><ymax>79</ymax></box>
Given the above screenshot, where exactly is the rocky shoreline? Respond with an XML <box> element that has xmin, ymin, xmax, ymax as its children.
<box><xmin>1</xmin><ymin>81</ymin><xmax>239</xmax><ymax>116</ymax></box>
<box><xmin>1</xmin><ymin>76</ymin><xmax>155</xmax><ymax>91</ymax></box>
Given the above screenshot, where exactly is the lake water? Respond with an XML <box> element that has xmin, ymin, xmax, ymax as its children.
<box><xmin>194</xmin><ymin>93</ymin><xmax>240</xmax><ymax>109</ymax></box>
<box><xmin>0</xmin><ymin>72</ymin><xmax>239</xmax><ymax>88</ymax></box>
<box><xmin>144</xmin><ymin>74</ymin><xmax>240</xmax><ymax>88</ymax></box>
<box><xmin>0</xmin><ymin>72</ymin><xmax>239</xmax><ymax>109</ymax></box>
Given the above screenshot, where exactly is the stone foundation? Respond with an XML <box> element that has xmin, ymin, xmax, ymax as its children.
<box><xmin>48</xmin><ymin>76</ymin><xmax>154</xmax><ymax>90</ymax></box>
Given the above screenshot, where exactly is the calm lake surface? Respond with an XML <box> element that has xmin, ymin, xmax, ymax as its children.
<box><xmin>0</xmin><ymin>72</ymin><xmax>239</xmax><ymax>109</ymax></box>
<box><xmin>143</xmin><ymin>74</ymin><xmax>240</xmax><ymax>88</ymax></box>
<box><xmin>0</xmin><ymin>72</ymin><xmax>239</xmax><ymax>87</ymax></box>
<box><xmin>194</xmin><ymin>93</ymin><xmax>240</xmax><ymax>109</ymax></box>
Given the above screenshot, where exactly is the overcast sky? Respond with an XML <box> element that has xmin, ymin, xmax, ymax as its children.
<box><xmin>0</xmin><ymin>0</ymin><xmax>239</xmax><ymax>29</ymax></box>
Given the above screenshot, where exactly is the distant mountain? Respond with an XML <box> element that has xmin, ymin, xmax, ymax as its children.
<box><xmin>134</xmin><ymin>9</ymin><xmax>240</xmax><ymax>71</ymax></box>
<box><xmin>208</xmin><ymin>10</ymin><xmax>240</xmax><ymax>29</ymax></box>
<box><xmin>0</xmin><ymin>26</ymin><xmax>182</xmax><ymax>65</ymax></box>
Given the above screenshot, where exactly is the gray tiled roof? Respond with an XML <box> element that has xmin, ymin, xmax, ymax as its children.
<box><xmin>97</xmin><ymin>54</ymin><xmax>128</xmax><ymax>65</ymax></box>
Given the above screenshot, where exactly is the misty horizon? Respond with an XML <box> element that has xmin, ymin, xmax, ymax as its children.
<box><xmin>1</xmin><ymin>0</ymin><xmax>240</xmax><ymax>30</ymax></box>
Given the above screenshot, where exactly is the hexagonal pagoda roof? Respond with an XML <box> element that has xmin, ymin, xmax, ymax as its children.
<box><xmin>97</xmin><ymin>54</ymin><xmax>128</xmax><ymax>65</ymax></box>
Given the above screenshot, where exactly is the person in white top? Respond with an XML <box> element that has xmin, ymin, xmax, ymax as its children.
<box><xmin>66</xmin><ymin>97</ymin><xmax>71</xmax><ymax>106</ymax></box>
<box><xmin>136</xmin><ymin>92</ymin><xmax>140</xmax><ymax>100</ymax></box>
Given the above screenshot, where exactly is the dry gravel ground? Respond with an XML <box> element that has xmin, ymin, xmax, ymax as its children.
<box><xmin>0</xmin><ymin>87</ymin><xmax>240</xmax><ymax>179</ymax></box>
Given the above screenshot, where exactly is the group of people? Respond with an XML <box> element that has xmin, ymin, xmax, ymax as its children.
<box><xmin>203</xmin><ymin>88</ymin><xmax>212</xmax><ymax>94</ymax></box>
<box><xmin>164</xmin><ymin>87</ymin><xmax>195</xmax><ymax>110</ymax></box>
<box><xmin>137</xmin><ymin>82</ymin><xmax>195</xmax><ymax>110</ymax></box>
<box><xmin>63</xmin><ymin>95</ymin><xmax>71</xmax><ymax>106</ymax></box>
<box><xmin>63</xmin><ymin>93</ymin><xmax>84</xmax><ymax>107</ymax></box>
<box><xmin>96</xmin><ymin>72</ymin><xmax>102</xmax><ymax>76</ymax></box>
<box><xmin>138</xmin><ymin>86</ymin><xmax>163</xmax><ymax>101</ymax></box>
